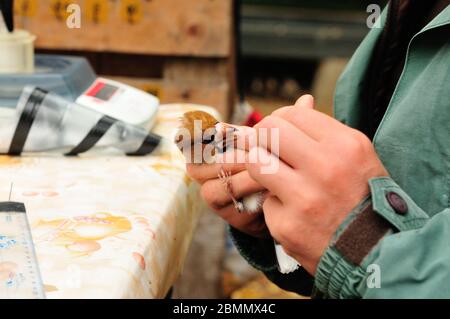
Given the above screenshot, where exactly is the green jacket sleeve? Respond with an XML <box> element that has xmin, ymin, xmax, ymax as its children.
<box><xmin>230</xmin><ymin>175</ymin><xmax>450</xmax><ymax>298</ymax></box>
<box><xmin>228</xmin><ymin>189</ymin><xmax>379</xmax><ymax>297</ymax></box>
<box><xmin>315</xmin><ymin>176</ymin><xmax>450</xmax><ymax>298</ymax></box>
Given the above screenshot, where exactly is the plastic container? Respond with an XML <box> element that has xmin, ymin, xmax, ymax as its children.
<box><xmin>0</xmin><ymin>54</ymin><xmax>97</xmax><ymax>109</ymax></box>
<box><xmin>0</xmin><ymin>29</ymin><xmax>36</xmax><ymax>74</ymax></box>
<box><xmin>0</xmin><ymin>86</ymin><xmax>162</xmax><ymax>156</ymax></box>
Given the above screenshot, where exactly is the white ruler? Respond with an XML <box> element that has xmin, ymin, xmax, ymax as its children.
<box><xmin>0</xmin><ymin>196</ymin><xmax>45</xmax><ymax>298</ymax></box>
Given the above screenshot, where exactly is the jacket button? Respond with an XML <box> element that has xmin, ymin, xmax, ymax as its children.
<box><xmin>386</xmin><ymin>192</ymin><xmax>408</xmax><ymax>215</ymax></box>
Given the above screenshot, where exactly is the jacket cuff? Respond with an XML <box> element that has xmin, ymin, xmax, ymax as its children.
<box><xmin>228</xmin><ymin>225</ymin><xmax>278</xmax><ymax>272</ymax></box>
<box><xmin>314</xmin><ymin>177</ymin><xmax>430</xmax><ymax>298</ymax></box>
<box><xmin>369</xmin><ymin>177</ymin><xmax>429</xmax><ymax>230</ymax></box>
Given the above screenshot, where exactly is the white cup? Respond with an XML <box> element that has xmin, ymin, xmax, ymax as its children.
<box><xmin>0</xmin><ymin>29</ymin><xmax>36</xmax><ymax>74</ymax></box>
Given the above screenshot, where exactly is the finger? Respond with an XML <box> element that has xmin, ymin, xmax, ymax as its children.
<box><xmin>254</xmin><ymin>115</ymin><xmax>319</xmax><ymax>169</ymax></box>
<box><xmin>216</xmin><ymin>123</ymin><xmax>247</xmax><ymax>133</ymax></box>
<box><xmin>246</xmin><ymin>147</ymin><xmax>295</xmax><ymax>203</ymax></box>
<box><xmin>232</xmin><ymin>125</ymin><xmax>258</xmax><ymax>152</ymax></box>
<box><xmin>261</xmin><ymin>195</ymin><xmax>284</xmax><ymax>242</ymax></box>
<box><xmin>201</xmin><ymin>170</ymin><xmax>265</xmax><ymax>209</ymax></box>
<box><xmin>215</xmin><ymin>204</ymin><xmax>268</xmax><ymax>238</ymax></box>
<box><xmin>271</xmin><ymin>106</ymin><xmax>292</xmax><ymax>118</ymax></box>
<box><xmin>186</xmin><ymin>150</ymin><xmax>248</xmax><ymax>183</ymax></box>
<box><xmin>274</xmin><ymin>103</ymin><xmax>344</xmax><ymax>142</ymax></box>
<box><xmin>270</xmin><ymin>95</ymin><xmax>313</xmax><ymax>119</ymax></box>
<box><xmin>214</xmin><ymin>148</ymin><xmax>249</xmax><ymax>166</ymax></box>
<box><xmin>295</xmin><ymin>94</ymin><xmax>314</xmax><ymax>109</ymax></box>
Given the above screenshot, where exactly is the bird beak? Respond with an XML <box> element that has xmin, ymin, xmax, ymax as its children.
<box><xmin>222</xmin><ymin>123</ymin><xmax>238</xmax><ymax>132</ymax></box>
<box><xmin>214</xmin><ymin>123</ymin><xmax>238</xmax><ymax>136</ymax></box>
<box><xmin>213</xmin><ymin>123</ymin><xmax>238</xmax><ymax>153</ymax></box>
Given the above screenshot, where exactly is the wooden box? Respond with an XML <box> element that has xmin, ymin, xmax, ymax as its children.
<box><xmin>14</xmin><ymin>0</ymin><xmax>232</xmax><ymax>57</ymax></box>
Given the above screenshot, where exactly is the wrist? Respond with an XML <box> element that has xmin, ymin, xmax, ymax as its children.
<box><xmin>314</xmin><ymin>196</ymin><xmax>392</xmax><ymax>298</ymax></box>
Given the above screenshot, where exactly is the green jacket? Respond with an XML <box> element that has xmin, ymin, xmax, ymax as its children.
<box><xmin>230</xmin><ymin>5</ymin><xmax>450</xmax><ymax>298</ymax></box>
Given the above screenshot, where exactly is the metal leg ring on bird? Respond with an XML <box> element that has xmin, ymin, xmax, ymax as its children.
<box><xmin>218</xmin><ymin>167</ymin><xmax>244</xmax><ymax>213</ymax></box>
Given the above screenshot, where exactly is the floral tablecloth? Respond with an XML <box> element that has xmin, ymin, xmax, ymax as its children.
<box><xmin>0</xmin><ymin>104</ymin><xmax>215</xmax><ymax>299</ymax></box>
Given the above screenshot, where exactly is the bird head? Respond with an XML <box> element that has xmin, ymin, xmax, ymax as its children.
<box><xmin>174</xmin><ymin>110</ymin><xmax>237</xmax><ymax>163</ymax></box>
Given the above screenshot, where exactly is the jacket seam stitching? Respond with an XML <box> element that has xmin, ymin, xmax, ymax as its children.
<box><xmin>319</xmin><ymin>248</ymin><xmax>340</xmax><ymax>297</ymax></box>
<box><xmin>446</xmin><ymin>128</ymin><xmax>450</xmax><ymax>207</ymax></box>
<box><xmin>327</xmin><ymin>252</ymin><xmax>341</xmax><ymax>297</ymax></box>
<box><xmin>372</xmin><ymin>19</ymin><xmax>450</xmax><ymax>145</ymax></box>
<box><xmin>327</xmin><ymin>251</ymin><xmax>347</xmax><ymax>298</ymax></box>
<box><xmin>335</xmin><ymin>256</ymin><xmax>350</xmax><ymax>298</ymax></box>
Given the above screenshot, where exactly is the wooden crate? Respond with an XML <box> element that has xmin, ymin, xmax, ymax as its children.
<box><xmin>14</xmin><ymin>0</ymin><xmax>232</xmax><ymax>57</ymax></box>
<box><xmin>19</xmin><ymin>0</ymin><xmax>236</xmax><ymax>120</ymax></box>
<box><xmin>106</xmin><ymin>59</ymin><xmax>231</xmax><ymax>118</ymax></box>
<box><xmin>106</xmin><ymin>74</ymin><xmax>230</xmax><ymax>120</ymax></box>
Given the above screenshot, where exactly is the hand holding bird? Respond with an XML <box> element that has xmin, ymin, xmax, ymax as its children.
<box><xmin>175</xmin><ymin>110</ymin><xmax>300</xmax><ymax>274</ymax></box>
<box><xmin>174</xmin><ymin>110</ymin><xmax>266</xmax><ymax>214</ymax></box>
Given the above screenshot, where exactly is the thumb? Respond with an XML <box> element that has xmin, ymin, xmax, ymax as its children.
<box><xmin>295</xmin><ymin>94</ymin><xmax>314</xmax><ymax>109</ymax></box>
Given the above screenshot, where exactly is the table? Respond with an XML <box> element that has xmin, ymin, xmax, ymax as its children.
<box><xmin>0</xmin><ymin>104</ymin><xmax>216</xmax><ymax>298</ymax></box>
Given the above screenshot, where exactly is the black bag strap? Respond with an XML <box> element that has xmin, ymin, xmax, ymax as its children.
<box><xmin>65</xmin><ymin>115</ymin><xmax>117</xmax><ymax>156</ymax></box>
<box><xmin>8</xmin><ymin>87</ymin><xmax>161</xmax><ymax>156</ymax></box>
<box><xmin>126</xmin><ymin>133</ymin><xmax>161</xmax><ymax>156</ymax></box>
<box><xmin>8</xmin><ymin>88</ymin><xmax>48</xmax><ymax>156</ymax></box>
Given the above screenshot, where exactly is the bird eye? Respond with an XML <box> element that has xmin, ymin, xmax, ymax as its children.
<box><xmin>202</xmin><ymin>135</ymin><xmax>215</xmax><ymax>144</ymax></box>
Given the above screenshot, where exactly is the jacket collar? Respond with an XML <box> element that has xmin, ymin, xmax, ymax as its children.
<box><xmin>423</xmin><ymin>4</ymin><xmax>450</xmax><ymax>30</ymax></box>
<box><xmin>334</xmin><ymin>4</ymin><xmax>450</xmax><ymax>128</ymax></box>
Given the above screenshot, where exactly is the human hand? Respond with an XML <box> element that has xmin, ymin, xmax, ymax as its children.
<box><xmin>186</xmin><ymin>147</ymin><xmax>268</xmax><ymax>238</ymax></box>
<box><xmin>243</xmin><ymin>95</ymin><xmax>389</xmax><ymax>275</ymax></box>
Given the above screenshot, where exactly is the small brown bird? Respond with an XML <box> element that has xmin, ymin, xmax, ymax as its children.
<box><xmin>174</xmin><ymin>110</ymin><xmax>235</xmax><ymax>163</ymax></box>
<box><xmin>175</xmin><ymin>110</ymin><xmax>263</xmax><ymax>212</ymax></box>
<box><xmin>175</xmin><ymin>110</ymin><xmax>299</xmax><ymax>274</ymax></box>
